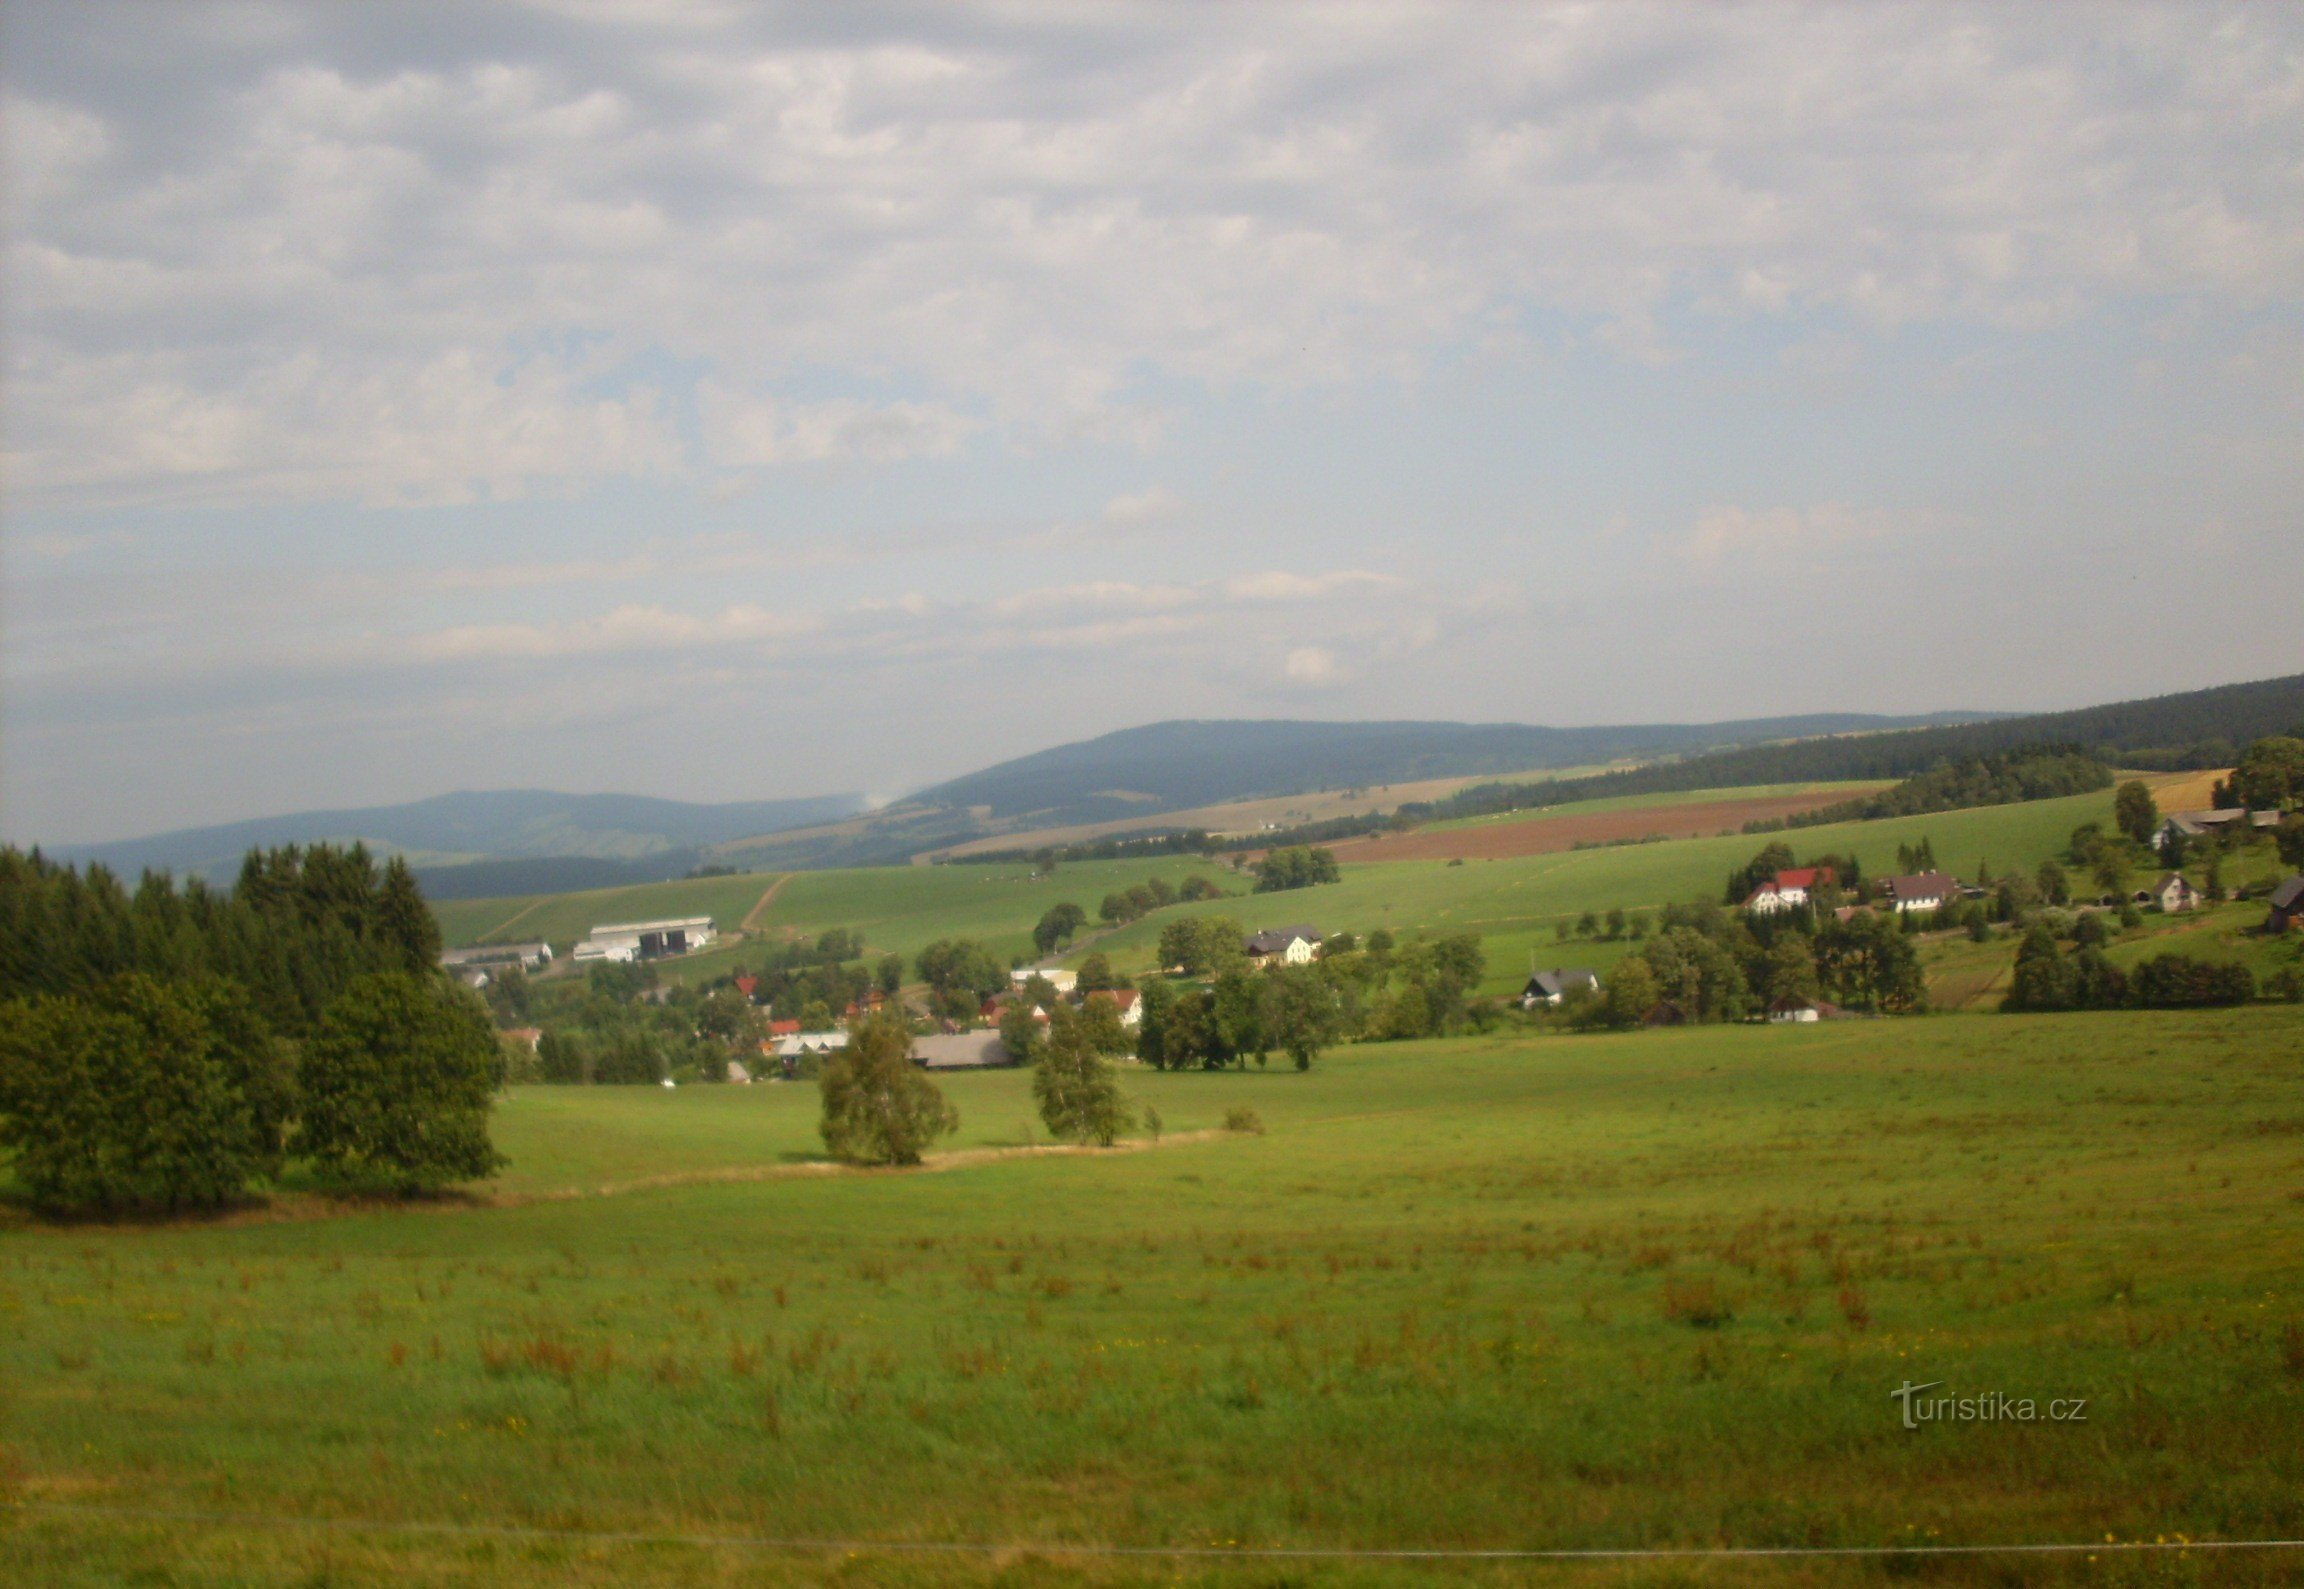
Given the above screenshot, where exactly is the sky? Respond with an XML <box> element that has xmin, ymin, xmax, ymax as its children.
<box><xmin>4</xmin><ymin>1</ymin><xmax>2302</xmax><ymax>846</ymax></box>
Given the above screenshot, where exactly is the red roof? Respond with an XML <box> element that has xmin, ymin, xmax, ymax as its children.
<box><xmin>735</xmin><ymin>975</ymin><xmax>758</xmax><ymax>997</ymax></box>
<box><xmin>1775</xmin><ymin>867</ymin><xmax>1831</xmax><ymax>891</ymax></box>
<box><xmin>768</xmin><ymin>1019</ymin><xmax>800</xmax><ymax>1036</ymax></box>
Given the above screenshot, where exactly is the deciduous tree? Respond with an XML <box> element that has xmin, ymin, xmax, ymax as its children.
<box><xmin>819</xmin><ymin>1007</ymin><xmax>957</xmax><ymax>1165</ymax></box>
<box><xmin>300</xmin><ymin>972</ymin><xmax>504</xmax><ymax>1192</ymax></box>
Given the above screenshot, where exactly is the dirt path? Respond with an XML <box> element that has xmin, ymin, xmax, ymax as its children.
<box><xmin>478</xmin><ymin>898</ymin><xmax>546</xmax><ymax>944</ymax></box>
<box><xmin>738</xmin><ymin>873</ymin><xmax>793</xmax><ymax>934</ymax></box>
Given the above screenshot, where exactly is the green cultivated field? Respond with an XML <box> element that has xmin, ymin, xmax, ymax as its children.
<box><xmin>428</xmin><ymin>789</ymin><xmax>2115</xmax><ymax>999</ymax></box>
<box><xmin>434</xmin><ymin>856</ymin><xmax>1243</xmax><ymax>986</ymax></box>
<box><xmin>1074</xmin><ymin>790</ymin><xmax>2120</xmax><ymax>996</ymax></box>
<box><xmin>432</xmin><ymin>872</ymin><xmax>786</xmax><ymax>955</ymax></box>
<box><xmin>6</xmin><ymin>1007</ymin><xmax>2303</xmax><ymax>1587</ymax></box>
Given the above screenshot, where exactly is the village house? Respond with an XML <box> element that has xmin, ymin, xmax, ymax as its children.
<box><xmin>2141</xmin><ymin>872</ymin><xmax>2202</xmax><ymax>913</ymax></box>
<box><xmin>1766</xmin><ymin>997</ymin><xmax>1844</xmax><ymax>1024</ymax></box>
<box><xmin>1743</xmin><ymin>866</ymin><xmax>1834</xmax><ymax>915</ymax></box>
<box><xmin>2268</xmin><ymin>876</ymin><xmax>2304</xmax><ymax>932</ymax></box>
<box><xmin>1878</xmin><ymin>871</ymin><xmax>1962</xmax><ymax>913</ymax></box>
<box><xmin>2159</xmin><ymin>809</ymin><xmax>2284</xmax><ymax>844</ymax></box>
<box><xmin>1244</xmin><ymin>925</ymin><xmax>1323</xmax><ymax>966</ymax></box>
<box><xmin>439</xmin><ymin>942</ymin><xmax>553</xmax><ymax>986</ymax></box>
<box><xmin>912</xmin><ymin>1030</ymin><xmax>1018</xmax><ymax>1070</ymax></box>
<box><xmin>1085</xmin><ymin>986</ymin><xmax>1143</xmax><ymax>1028</ymax></box>
<box><xmin>1520</xmin><ymin>968</ymin><xmax>1600</xmax><ymax>1009</ymax></box>
<box><xmin>1009</xmin><ymin>967</ymin><xmax>1079</xmax><ymax>993</ymax></box>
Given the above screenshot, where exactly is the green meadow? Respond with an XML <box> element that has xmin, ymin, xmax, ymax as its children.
<box><xmin>6</xmin><ymin>1007</ymin><xmax>2302</xmax><ymax>1586</ymax></box>
<box><xmin>1070</xmin><ymin>790</ymin><xmax>2121</xmax><ymax>996</ymax></box>
<box><xmin>433</xmin><ymin>787</ymin><xmax>2121</xmax><ymax>1003</ymax></box>
<box><xmin>435</xmin><ymin>855</ymin><xmax>1242</xmax><ymax>983</ymax></box>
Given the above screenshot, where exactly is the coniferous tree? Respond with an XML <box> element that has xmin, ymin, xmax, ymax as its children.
<box><xmin>376</xmin><ymin>856</ymin><xmax>442</xmax><ymax>973</ymax></box>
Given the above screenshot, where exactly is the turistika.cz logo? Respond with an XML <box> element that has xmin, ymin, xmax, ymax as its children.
<box><xmin>1890</xmin><ymin>1381</ymin><xmax>2088</xmax><ymax>1430</ymax></box>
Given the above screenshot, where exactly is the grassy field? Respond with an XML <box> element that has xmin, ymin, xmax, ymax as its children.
<box><xmin>433</xmin><ymin>855</ymin><xmax>1243</xmax><ymax>987</ymax></box>
<box><xmin>6</xmin><ymin>1006</ymin><xmax>2302</xmax><ymax>1586</ymax></box>
<box><xmin>1069</xmin><ymin>789</ymin><xmax>2123</xmax><ymax>996</ymax></box>
<box><xmin>1922</xmin><ymin>900</ymin><xmax>2302</xmax><ymax>1014</ymax></box>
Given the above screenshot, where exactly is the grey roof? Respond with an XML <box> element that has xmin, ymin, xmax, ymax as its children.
<box><xmin>2271</xmin><ymin>876</ymin><xmax>2304</xmax><ymax>910</ymax></box>
<box><xmin>439</xmin><ymin>942</ymin><xmax>550</xmax><ymax>966</ymax></box>
<box><xmin>912</xmin><ymin>1031</ymin><xmax>1018</xmax><ymax>1070</ymax></box>
<box><xmin>1882</xmin><ymin>871</ymin><xmax>1960</xmax><ymax>899</ymax></box>
<box><xmin>1525</xmin><ymin>968</ymin><xmax>1600</xmax><ymax>998</ymax></box>
<box><xmin>1244</xmin><ymin>925</ymin><xmax>1322</xmax><ymax>954</ymax></box>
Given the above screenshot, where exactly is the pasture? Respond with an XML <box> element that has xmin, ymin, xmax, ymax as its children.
<box><xmin>432</xmin><ymin>785</ymin><xmax>2124</xmax><ymax>1004</ymax></box>
<box><xmin>1072</xmin><ymin>789</ymin><xmax>2123</xmax><ymax>996</ymax></box>
<box><xmin>6</xmin><ymin>1006</ymin><xmax>2303</xmax><ymax>1586</ymax></box>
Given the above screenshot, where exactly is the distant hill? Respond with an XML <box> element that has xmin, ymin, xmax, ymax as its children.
<box><xmin>898</xmin><ymin>713</ymin><xmax>1998</xmax><ymax>827</ymax></box>
<box><xmin>1359</xmin><ymin>671</ymin><xmax>2304</xmax><ymax>835</ymax></box>
<box><xmin>52</xmin><ymin>789</ymin><xmax>864</xmax><ymax>886</ymax></box>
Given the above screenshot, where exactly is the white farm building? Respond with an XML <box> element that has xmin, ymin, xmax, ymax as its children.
<box><xmin>572</xmin><ymin>916</ymin><xmax>717</xmax><ymax>964</ymax></box>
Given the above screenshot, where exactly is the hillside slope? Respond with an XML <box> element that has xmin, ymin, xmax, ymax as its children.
<box><xmin>899</xmin><ymin>712</ymin><xmax>1991</xmax><ymax>825</ymax></box>
<box><xmin>55</xmin><ymin>789</ymin><xmax>864</xmax><ymax>886</ymax></box>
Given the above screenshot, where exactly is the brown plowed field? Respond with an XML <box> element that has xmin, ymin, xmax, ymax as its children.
<box><xmin>1321</xmin><ymin>788</ymin><xmax>1886</xmax><ymax>863</ymax></box>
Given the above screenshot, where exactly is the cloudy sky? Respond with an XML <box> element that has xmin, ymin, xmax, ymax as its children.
<box><xmin>5</xmin><ymin>2</ymin><xmax>2302</xmax><ymax>844</ymax></box>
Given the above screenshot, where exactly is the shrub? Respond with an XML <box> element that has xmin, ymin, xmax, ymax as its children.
<box><xmin>2130</xmin><ymin>955</ymin><xmax>2255</xmax><ymax>1009</ymax></box>
<box><xmin>1661</xmin><ymin>1276</ymin><xmax>1733</xmax><ymax>1328</ymax></box>
<box><xmin>1222</xmin><ymin>1107</ymin><xmax>1265</xmax><ymax>1135</ymax></box>
<box><xmin>300</xmin><ymin>972</ymin><xmax>505</xmax><ymax>1193</ymax></box>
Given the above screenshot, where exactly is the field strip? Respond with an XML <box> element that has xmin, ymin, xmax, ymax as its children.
<box><xmin>15</xmin><ymin>1503</ymin><xmax>2299</xmax><ymax>1563</ymax></box>
<box><xmin>79</xmin><ymin>1129</ymin><xmax>1244</xmax><ymax>1229</ymax></box>
<box><xmin>478</xmin><ymin>899</ymin><xmax>545</xmax><ymax>944</ymax></box>
<box><xmin>520</xmin><ymin>1128</ymin><xmax>1229</xmax><ymax>1205</ymax></box>
<box><xmin>738</xmin><ymin>872</ymin><xmax>793</xmax><ymax>933</ymax></box>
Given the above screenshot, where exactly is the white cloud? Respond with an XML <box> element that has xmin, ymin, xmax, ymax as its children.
<box><xmin>1678</xmin><ymin>503</ymin><xmax>1935</xmax><ymax>568</ymax></box>
<box><xmin>409</xmin><ymin>602</ymin><xmax>799</xmax><ymax>661</ymax></box>
<box><xmin>1282</xmin><ymin>645</ymin><xmax>1346</xmax><ymax>687</ymax></box>
<box><xmin>697</xmin><ymin>383</ymin><xmax>981</xmax><ymax>468</ymax></box>
<box><xmin>1221</xmin><ymin>569</ymin><xmax>1396</xmax><ymax>603</ymax></box>
<box><xmin>1099</xmin><ymin>486</ymin><xmax>1180</xmax><ymax>527</ymax></box>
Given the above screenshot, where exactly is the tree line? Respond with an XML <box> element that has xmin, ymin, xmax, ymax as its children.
<box><xmin>1754</xmin><ymin>747</ymin><xmax>2113</xmax><ymax>832</ymax></box>
<box><xmin>0</xmin><ymin>846</ymin><xmax>500</xmax><ymax>1213</ymax></box>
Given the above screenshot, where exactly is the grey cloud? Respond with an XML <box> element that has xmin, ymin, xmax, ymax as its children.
<box><xmin>10</xmin><ymin>2</ymin><xmax>2301</xmax><ymax>508</ymax></box>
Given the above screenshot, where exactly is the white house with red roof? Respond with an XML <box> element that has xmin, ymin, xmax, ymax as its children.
<box><xmin>1744</xmin><ymin>866</ymin><xmax>1833</xmax><ymax>915</ymax></box>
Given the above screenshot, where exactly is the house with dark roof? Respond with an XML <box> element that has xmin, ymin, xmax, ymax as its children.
<box><xmin>1244</xmin><ymin>925</ymin><xmax>1322</xmax><ymax>966</ymax></box>
<box><xmin>2160</xmin><ymin>809</ymin><xmax>2283</xmax><ymax>843</ymax></box>
<box><xmin>2267</xmin><ymin>875</ymin><xmax>2304</xmax><ymax>932</ymax></box>
<box><xmin>1520</xmin><ymin>968</ymin><xmax>1600</xmax><ymax>1009</ymax></box>
<box><xmin>2142</xmin><ymin>872</ymin><xmax>2201</xmax><ymax>913</ymax></box>
<box><xmin>912</xmin><ymin>1031</ymin><xmax>1018</xmax><ymax>1070</ymax></box>
<box><xmin>1879</xmin><ymin>871</ymin><xmax>1962</xmax><ymax>913</ymax></box>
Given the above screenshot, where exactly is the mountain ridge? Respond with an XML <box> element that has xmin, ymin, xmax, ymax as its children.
<box><xmin>49</xmin><ymin>789</ymin><xmax>865</xmax><ymax>886</ymax></box>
